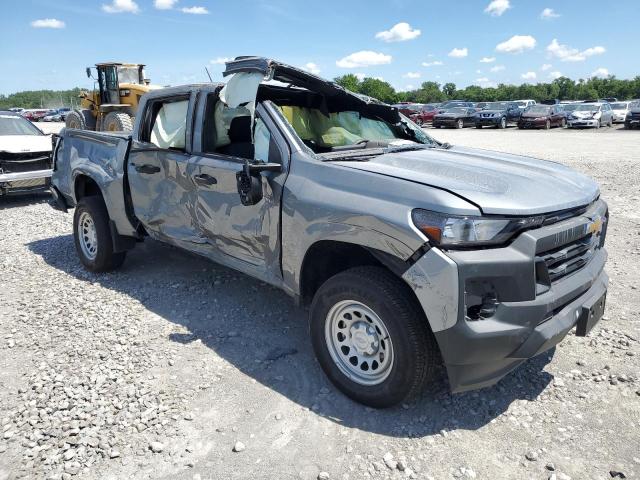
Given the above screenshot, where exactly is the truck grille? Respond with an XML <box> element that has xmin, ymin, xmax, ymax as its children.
<box><xmin>537</xmin><ymin>234</ymin><xmax>596</xmax><ymax>283</ymax></box>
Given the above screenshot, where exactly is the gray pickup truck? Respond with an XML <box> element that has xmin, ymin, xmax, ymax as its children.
<box><xmin>50</xmin><ymin>57</ymin><xmax>608</xmax><ymax>408</ymax></box>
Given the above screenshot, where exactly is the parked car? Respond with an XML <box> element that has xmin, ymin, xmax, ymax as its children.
<box><xmin>42</xmin><ymin>112</ymin><xmax>62</xmax><ymax>122</ymax></box>
<box><xmin>474</xmin><ymin>101</ymin><xmax>521</xmax><ymax>129</ymax></box>
<box><xmin>409</xmin><ymin>104</ymin><xmax>439</xmax><ymax>126</ymax></box>
<box><xmin>50</xmin><ymin>56</ymin><xmax>609</xmax><ymax>408</ymax></box>
<box><xmin>515</xmin><ymin>99</ymin><xmax>536</xmax><ymax>110</ymax></box>
<box><xmin>625</xmin><ymin>103</ymin><xmax>640</xmax><ymax>129</ymax></box>
<box><xmin>21</xmin><ymin>109</ymin><xmax>49</xmax><ymax>122</ymax></box>
<box><xmin>517</xmin><ymin>104</ymin><xmax>567</xmax><ymax>129</ymax></box>
<box><xmin>567</xmin><ymin>102</ymin><xmax>614</xmax><ymax>128</ymax></box>
<box><xmin>610</xmin><ymin>101</ymin><xmax>634</xmax><ymax>124</ymax></box>
<box><xmin>433</xmin><ymin>107</ymin><xmax>477</xmax><ymax>128</ymax></box>
<box><xmin>392</xmin><ymin>103</ymin><xmax>423</xmax><ymax>117</ymax></box>
<box><xmin>0</xmin><ymin>111</ymin><xmax>53</xmax><ymax>196</ymax></box>
<box><xmin>437</xmin><ymin>101</ymin><xmax>474</xmax><ymax>113</ymax></box>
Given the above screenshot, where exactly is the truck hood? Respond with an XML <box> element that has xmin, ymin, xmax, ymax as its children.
<box><xmin>334</xmin><ymin>146</ymin><xmax>599</xmax><ymax>215</ymax></box>
<box><xmin>0</xmin><ymin>135</ymin><xmax>52</xmax><ymax>153</ymax></box>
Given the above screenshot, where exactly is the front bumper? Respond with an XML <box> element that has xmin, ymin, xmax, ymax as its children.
<box><xmin>0</xmin><ymin>169</ymin><xmax>52</xmax><ymax>194</ymax></box>
<box><xmin>518</xmin><ymin>119</ymin><xmax>545</xmax><ymax>128</ymax></box>
<box><xmin>568</xmin><ymin>119</ymin><xmax>599</xmax><ymax>128</ymax></box>
<box><xmin>403</xmin><ymin>200</ymin><xmax>608</xmax><ymax>392</ymax></box>
<box><xmin>475</xmin><ymin>117</ymin><xmax>501</xmax><ymax>126</ymax></box>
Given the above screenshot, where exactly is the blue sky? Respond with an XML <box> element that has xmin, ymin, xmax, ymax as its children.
<box><xmin>0</xmin><ymin>0</ymin><xmax>638</xmax><ymax>95</ymax></box>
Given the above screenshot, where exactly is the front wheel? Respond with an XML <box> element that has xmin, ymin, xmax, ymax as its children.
<box><xmin>561</xmin><ymin>118</ymin><xmax>567</xmax><ymax>128</ymax></box>
<box><xmin>73</xmin><ymin>196</ymin><xmax>126</xmax><ymax>272</ymax></box>
<box><xmin>456</xmin><ymin>119</ymin><xmax>464</xmax><ymax>129</ymax></box>
<box><xmin>498</xmin><ymin>117</ymin><xmax>507</xmax><ymax>129</ymax></box>
<box><xmin>475</xmin><ymin>124</ymin><xmax>482</xmax><ymax>129</ymax></box>
<box><xmin>544</xmin><ymin>119</ymin><xmax>551</xmax><ymax>130</ymax></box>
<box><xmin>102</xmin><ymin>111</ymin><xmax>134</xmax><ymax>132</ymax></box>
<box><xmin>310</xmin><ymin>266</ymin><xmax>438</xmax><ymax>408</ymax></box>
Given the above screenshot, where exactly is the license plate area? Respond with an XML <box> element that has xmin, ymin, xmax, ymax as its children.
<box><xmin>576</xmin><ymin>290</ymin><xmax>606</xmax><ymax>336</ymax></box>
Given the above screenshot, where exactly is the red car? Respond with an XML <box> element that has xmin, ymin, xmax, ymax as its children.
<box><xmin>21</xmin><ymin>110</ymin><xmax>49</xmax><ymax>122</ymax></box>
<box><xmin>392</xmin><ymin>102</ymin><xmax>423</xmax><ymax>117</ymax></box>
<box><xmin>517</xmin><ymin>104</ymin><xmax>567</xmax><ymax>129</ymax></box>
<box><xmin>409</xmin><ymin>104</ymin><xmax>440</xmax><ymax>126</ymax></box>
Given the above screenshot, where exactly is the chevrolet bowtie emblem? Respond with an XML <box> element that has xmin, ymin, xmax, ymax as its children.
<box><xmin>587</xmin><ymin>216</ymin><xmax>603</xmax><ymax>236</ymax></box>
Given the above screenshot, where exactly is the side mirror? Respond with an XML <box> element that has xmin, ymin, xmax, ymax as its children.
<box><xmin>236</xmin><ymin>160</ymin><xmax>281</xmax><ymax>206</ymax></box>
<box><xmin>86</xmin><ymin>67</ymin><xmax>92</xmax><ymax>78</ymax></box>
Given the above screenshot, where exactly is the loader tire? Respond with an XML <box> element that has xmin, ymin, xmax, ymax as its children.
<box><xmin>102</xmin><ymin>112</ymin><xmax>134</xmax><ymax>132</ymax></box>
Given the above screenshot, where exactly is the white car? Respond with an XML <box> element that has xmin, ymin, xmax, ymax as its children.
<box><xmin>0</xmin><ymin>111</ymin><xmax>53</xmax><ymax>196</ymax></box>
<box><xmin>566</xmin><ymin>102</ymin><xmax>614</xmax><ymax>129</ymax></box>
<box><xmin>515</xmin><ymin>99</ymin><xmax>536</xmax><ymax>110</ymax></box>
<box><xmin>610</xmin><ymin>101</ymin><xmax>634</xmax><ymax>123</ymax></box>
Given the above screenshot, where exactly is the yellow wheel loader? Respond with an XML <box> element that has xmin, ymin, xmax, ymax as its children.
<box><xmin>66</xmin><ymin>63</ymin><xmax>159</xmax><ymax>132</ymax></box>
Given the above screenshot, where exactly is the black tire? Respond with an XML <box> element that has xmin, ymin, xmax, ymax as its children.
<box><xmin>73</xmin><ymin>196</ymin><xmax>126</xmax><ymax>272</ymax></box>
<box><xmin>310</xmin><ymin>266</ymin><xmax>439</xmax><ymax>408</ymax></box>
<box><xmin>498</xmin><ymin>117</ymin><xmax>507</xmax><ymax>129</ymax></box>
<box><xmin>66</xmin><ymin>109</ymin><xmax>95</xmax><ymax>130</ymax></box>
<box><xmin>102</xmin><ymin>112</ymin><xmax>134</xmax><ymax>132</ymax></box>
<box><xmin>544</xmin><ymin>119</ymin><xmax>551</xmax><ymax>130</ymax></box>
<box><xmin>561</xmin><ymin>118</ymin><xmax>567</xmax><ymax>128</ymax></box>
<box><xmin>415</xmin><ymin>118</ymin><xmax>423</xmax><ymax>127</ymax></box>
<box><xmin>475</xmin><ymin>124</ymin><xmax>482</xmax><ymax>129</ymax></box>
<box><xmin>455</xmin><ymin>119</ymin><xmax>464</xmax><ymax>129</ymax></box>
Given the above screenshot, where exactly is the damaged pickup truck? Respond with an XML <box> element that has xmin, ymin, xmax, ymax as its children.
<box><xmin>50</xmin><ymin>57</ymin><xmax>609</xmax><ymax>407</ymax></box>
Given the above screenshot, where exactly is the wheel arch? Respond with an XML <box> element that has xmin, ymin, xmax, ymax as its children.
<box><xmin>298</xmin><ymin>239</ymin><xmax>414</xmax><ymax>307</ymax></box>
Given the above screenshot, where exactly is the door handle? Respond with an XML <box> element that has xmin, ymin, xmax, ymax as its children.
<box><xmin>193</xmin><ymin>173</ymin><xmax>217</xmax><ymax>186</ymax></box>
<box><xmin>132</xmin><ymin>163</ymin><xmax>160</xmax><ymax>174</ymax></box>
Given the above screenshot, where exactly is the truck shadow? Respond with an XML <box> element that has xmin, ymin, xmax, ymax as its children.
<box><xmin>28</xmin><ymin>234</ymin><xmax>553</xmax><ymax>438</ymax></box>
<box><xmin>0</xmin><ymin>192</ymin><xmax>50</xmax><ymax>210</ymax></box>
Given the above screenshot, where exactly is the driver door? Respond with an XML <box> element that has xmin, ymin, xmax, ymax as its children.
<box><xmin>187</xmin><ymin>96</ymin><xmax>289</xmax><ymax>282</ymax></box>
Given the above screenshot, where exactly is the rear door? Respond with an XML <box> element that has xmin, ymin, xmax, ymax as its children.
<box><xmin>128</xmin><ymin>92</ymin><xmax>200</xmax><ymax>244</ymax></box>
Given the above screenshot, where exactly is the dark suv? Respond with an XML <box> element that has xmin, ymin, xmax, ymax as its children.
<box><xmin>474</xmin><ymin>101</ymin><xmax>521</xmax><ymax>129</ymax></box>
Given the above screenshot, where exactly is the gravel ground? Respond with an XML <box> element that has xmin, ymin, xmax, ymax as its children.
<box><xmin>1</xmin><ymin>123</ymin><xmax>639</xmax><ymax>480</ymax></box>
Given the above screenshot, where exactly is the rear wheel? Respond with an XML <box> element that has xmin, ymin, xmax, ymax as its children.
<box><xmin>102</xmin><ymin>112</ymin><xmax>134</xmax><ymax>132</ymax></box>
<box><xmin>310</xmin><ymin>266</ymin><xmax>439</xmax><ymax>408</ymax></box>
<box><xmin>415</xmin><ymin>118</ymin><xmax>423</xmax><ymax>127</ymax></box>
<box><xmin>73</xmin><ymin>196</ymin><xmax>126</xmax><ymax>272</ymax></box>
<box><xmin>561</xmin><ymin>118</ymin><xmax>567</xmax><ymax>128</ymax></box>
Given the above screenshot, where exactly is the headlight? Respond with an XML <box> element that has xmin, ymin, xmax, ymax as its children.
<box><xmin>411</xmin><ymin>209</ymin><xmax>544</xmax><ymax>248</ymax></box>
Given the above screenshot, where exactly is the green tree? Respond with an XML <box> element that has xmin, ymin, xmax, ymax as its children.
<box><xmin>333</xmin><ymin>74</ymin><xmax>361</xmax><ymax>93</ymax></box>
<box><xmin>442</xmin><ymin>82</ymin><xmax>457</xmax><ymax>98</ymax></box>
<box><xmin>357</xmin><ymin>78</ymin><xmax>398</xmax><ymax>104</ymax></box>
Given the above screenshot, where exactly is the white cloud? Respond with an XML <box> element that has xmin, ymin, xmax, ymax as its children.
<box><xmin>540</xmin><ymin>8</ymin><xmax>560</xmax><ymax>19</ymax></box>
<box><xmin>546</xmin><ymin>39</ymin><xmax>605</xmax><ymax>62</ymax></box>
<box><xmin>541</xmin><ymin>63</ymin><xmax>553</xmax><ymax>71</ymax></box>
<box><xmin>448</xmin><ymin>47</ymin><xmax>468</xmax><ymax>58</ymax></box>
<box><xmin>496</xmin><ymin>35</ymin><xmax>536</xmax><ymax>54</ymax></box>
<box><xmin>30</xmin><ymin>18</ymin><xmax>65</xmax><ymax>28</ymax></box>
<box><xmin>375</xmin><ymin>22</ymin><xmax>421</xmax><ymax>42</ymax></box>
<box><xmin>421</xmin><ymin>61</ymin><xmax>443</xmax><ymax>67</ymax></box>
<box><xmin>591</xmin><ymin>67</ymin><xmax>609</xmax><ymax>78</ymax></box>
<box><xmin>485</xmin><ymin>0</ymin><xmax>511</xmax><ymax>16</ymax></box>
<box><xmin>521</xmin><ymin>71</ymin><xmax>537</xmax><ymax>81</ymax></box>
<box><xmin>102</xmin><ymin>0</ymin><xmax>140</xmax><ymax>13</ymax></box>
<box><xmin>154</xmin><ymin>0</ymin><xmax>177</xmax><ymax>9</ymax></box>
<box><xmin>403</xmin><ymin>72</ymin><xmax>421</xmax><ymax>79</ymax></box>
<box><xmin>475</xmin><ymin>77</ymin><xmax>496</xmax><ymax>87</ymax></box>
<box><xmin>476</xmin><ymin>69</ymin><xmax>482</xmax><ymax>74</ymax></box>
<box><xmin>210</xmin><ymin>57</ymin><xmax>231</xmax><ymax>65</ymax></box>
<box><xmin>479</xmin><ymin>57</ymin><xmax>496</xmax><ymax>63</ymax></box>
<box><xmin>304</xmin><ymin>62</ymin><xmax>321</xmax><ymax>75</ymax></box>
<box><xmin>490</xmin><ymin>65</ymin><xmax>505</xmax><ymax>72</ymax></box>
<box><xmin>181</xmin><ymin>6</ymin><xmax>209</xmax><ymax>14</ymax></box>
<box><xmin>336</xmin><ymin>51</ymin><xmax>392</xmax><ymax>68</ymax></box>
<box><xmin>548</xmin><ymin>71</ymin><xmax>563</xmax><ymax>79</ymax></box>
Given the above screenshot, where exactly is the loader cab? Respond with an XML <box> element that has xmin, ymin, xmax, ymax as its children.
<box><xmin>91</xmin><ymin>63</ymin><xmax>146</xmax><ymax>105</ymax></box>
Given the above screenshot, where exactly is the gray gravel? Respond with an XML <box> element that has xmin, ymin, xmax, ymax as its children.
<box><xmin>0</xmin><ymin>123</ymin><xmax>639</xmax><ymax>479</ymax></box>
